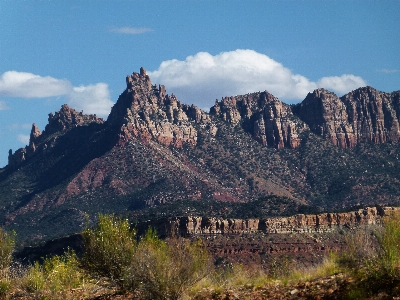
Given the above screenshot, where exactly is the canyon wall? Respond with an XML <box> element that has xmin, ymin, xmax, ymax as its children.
<box><xmin>138</xmin><ymin>206</ymin><xmax>398</xmax><ymax>237</ymax></box>
<box><xmin>210</xmin><ymin>86</ymin><xmax>400</xmax><ymax>150</ymax></box>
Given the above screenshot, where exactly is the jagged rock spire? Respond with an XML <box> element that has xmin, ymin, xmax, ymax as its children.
<box><xmin>108</xmin><ymin>68</ymin><xmax>213</xmax><ymax>148</ymax></box>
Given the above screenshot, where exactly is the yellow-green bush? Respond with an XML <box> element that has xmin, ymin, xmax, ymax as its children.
<box><xmin>23</xmin><ymin>261</ymin><xmax>45</xmax><ymax>293</ymax></box>
<box><xmin>0</xmin><ymin>228</ymin><xmax>15</xmax><ymax>299</ymax></box>
<box><xmin>82</xmin><ymin>214</ymin><xmax>136</xmax><ymax>286</ymax></box>
<box><xmin>376</xmin><ymin>211</ymin><xmax>400</xmax><ymax>279</ymax></box>
<box><xmin>337</xmin><ymin>227</ymin><xmax>378</xmax><ymax>270</ymax></box>
<box><xmin>22</xmin><ymin>250</ymin><xmax>85</xmax><ymax>298</ymax></box>
<box><xmin>82</xmin><ymin>215</ymin><xmax>211</xmax><ymax>299</ymax></box>
<box><xmin>130</xmin><ymin>230</ymin><xmax>210</xmax><ymax>300</ymax></box>
<box><xmin>337</xmin><ymin>211</ymin><xmax>400</xmax><ymax>298</ymax></box>
<box><xmin>0</xmin><ymin>228</ymin><xmax>15</xmax><ymax>271</ymax></box>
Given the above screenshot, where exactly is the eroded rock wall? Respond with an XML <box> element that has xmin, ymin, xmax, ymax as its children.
<box><xmin>294</xmin><ymin>87</ymin><xmax>400</xmax><ymax>148</ymax></box>
<box><xmin>210</xmin><ymin>86</ymin><xmax>400</xmax><ymax>150</ymax></box>
<box><xmin>138</xmin><ymin>206</ymin><xmax>398</xmax><ymax>237</ymax></box>
<box><xmin>210</xmin><ymin>92</ymin><xmax>303</xmax><ymax>149</ymax></box>
<box><xmin>108</xmin><ymin>68</ymin><xmax>215</xmax><ymax>148</ymax></box>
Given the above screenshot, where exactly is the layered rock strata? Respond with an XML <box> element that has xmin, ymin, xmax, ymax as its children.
<box><xmin>7</xmin><ymin>70</ymin><xmax>400</xmax><ymax>168</ymax></box>
<box><xmin>108</xmin><ymin>68</ymin><xmax>214</xmax><ymax>148</ymax></box>
<box><xmin>45</xmin><ymin>104</ymin><xmax>103</xmax><ymax>135</ymax></box>
<box><xmin>138</xmin><ymin>206</ymin><xmax>397</xmax><ymax>237</ymax></box>
<box><xmin>210</xmin><ymin>86</ymin><xmax>400</xmax><ymax>150</ymax></box>
<box><xmin>293</xmin><ymin>87</ymin><xmax>400</xmax><ymax>148</ymax></box>
<box><xmin>210</xmin><ymin>92</ymin><xmax>302</xmax><ymax>149</ymax></box>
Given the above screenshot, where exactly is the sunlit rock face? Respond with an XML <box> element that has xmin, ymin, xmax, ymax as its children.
<box><xmin>210</xmin><ymin>91</ymin><xmax>303</xmax><ymax>149</ymax></box>
<box><xmin>108</xmin><ymin>67</ymin><xmax>213</xmax><ymax>148</ymax></box>
<box><xmin>294</xmin><ymin>87</ymin><xmax>400</xmax><ymax>148</ymax></box>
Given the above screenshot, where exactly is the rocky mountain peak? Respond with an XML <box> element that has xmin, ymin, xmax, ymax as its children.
<box><xmin>108</xmin><ymin>68</ymin><xmax>214</xmax><ymax>148</ymax></box>
<box><xmin>28</xmin><ymin>123</ymin><xmax>42</xmax><ymax>153</ymax></box>
<box><xmin>7</xmin><ymin>105</ymin><xmax>104</xmax><ymax>169</ymax></box>
<box><xmin>45</xmin><ymin>104</ymin><xmax>104</xmax><ymax>136</ymax></box>
<box><xmin>309</xmin><ymin>88</ymin><xmax>336</xmax><ymax>99</ymax></box>
<box><xmin>293</xmin><ymin>88</ymin><xmax>348</xmax><ymax>143</ymax></box>
<box><xmin>30</xmin><ymin>123</ymin><xmax>42</xmax><ymax>142</ymax></box>
<box><xmin>210</xmin><ymin>91</ymin><xmax>303</xmax><ymax>149</ymax></box>
<box><xmin>293</xmin><ymin>86</ymin><xmax>400</xmax><ymax>148</ymax></box>
<box><xmin>125</xmin><ymin>67</ymin><xmax>153</xmax><ymax>92</ymax></box>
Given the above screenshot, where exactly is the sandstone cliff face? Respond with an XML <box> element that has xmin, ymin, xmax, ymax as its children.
<box><xmin>138</xmin><ymin>206</ymin><xmax>397</xmax><ymax>238</ymax></box>
<box><xmin>108</xmin><ymin>68</ymin><xmax>214</xmax><ymax>148</ymax></box>
<box><xmin>210</xmin><ymin>86</ymin><xmax>400</xmax><ymax>150</ymax></box>
<box><xmin>294</xmin><ymin>87</ymin><xmax>400</xmax><ymax>148</ymax></box>
<box><xmin>45</xmin><ymin>104</ymin><xmax>103</xmax><ymax>135</ymax></box>
<box><xmin>210</xmin><ymin>92</ymin><xmax>303</xmax><ymax>149</ymax></box>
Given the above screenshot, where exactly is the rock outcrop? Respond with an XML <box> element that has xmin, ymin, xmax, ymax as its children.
<box><xmin>210</xmin><ymin>86</ymin><xmax>400</xmax><ymax>150</ymax></box>
<box><xmin>7</xmin><ymin>105</ymin><xmax>104</xmax><ymax>168</ymax></box>
<box><xmin>44</xmin><ymin>104</ymin><xmax>103</xmax><ymax>135</ymax></box>
<box><xmin>210</xmin><ymin>91</ymin><xmax>303</xmax><ymax>149</ymax></box>
<box><xmin>138</xmin><ymin>206</ymin><xmax>397</xmax><ymax>237</ymax></box>
<box><xmin>293</xmin><ymin>87</ymin><xmax>400</xmax><ymax>148</ymax></box>
<box><xmin>7</xmin><ymin>70</ymin><xmax>400</xmax><ymax>168</ymax></box>
<box><xmin>108</xmin><ymin>68</ymin><xmax>214</xmax><ymax>148</ymax></box>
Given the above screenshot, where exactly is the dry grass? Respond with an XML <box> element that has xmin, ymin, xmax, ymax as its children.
<box><xmin>2</xmin><ymin>212</ymin><xmax>400</xmax><ymax>299</ymax></box>
<box><xmin>287</xmin><ymin>253</ymin><xmax>340</xmax><ymax>282</ymax></box>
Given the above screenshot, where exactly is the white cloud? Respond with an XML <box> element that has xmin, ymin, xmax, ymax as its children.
<box><xmin>316</xmin><ymin>75</ymin><xmax>367</xmax><ymax>95</ymax></box>
<box><xmin>148</xmin><ymin>49</ymin><xmax>367</xmax><ymax>108</ymax></box>
<box><xmin>0</xmin><ymin>101</ymin><xmax>9</xmax><ymax>110</ymax></box>
<box><xmin>0</xmin><ymin>71</ymin><xmax>114</xmax><ymax>117</ymax></box>
<box><xmin>0</xmin><ymin>71</ymin><xmax>72</xmax><ymax>98</ymax></box>
<box><xmin>109</xmin><ymin>26</ymin><xmax>153</xmax><ymax>34</ymax></box>
<box><xmin>377</xmin><ymin>69</ymin><xmax>399</xmax><ymax>74</ymax></box>
<box><xmin>17</xmin><ymin>134</ymin><xmax>30</xmax><ymax>145</ymax></box>
<box><xmin>68</xmin><ymin>83</ymin><xmax>114</xmax><ymax>117</ymax></box>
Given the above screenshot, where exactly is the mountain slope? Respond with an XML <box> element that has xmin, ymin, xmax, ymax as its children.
<box><xmin>1</xmin><ymin>68</ymin><xmax>399</xmax><ymax>244</ymax></box>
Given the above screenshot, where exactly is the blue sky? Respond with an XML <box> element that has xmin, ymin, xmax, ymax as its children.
<box><xmin>0</xmin><ymin>1</ymin><xmax>399</xmax><ymax>168</ymax></box>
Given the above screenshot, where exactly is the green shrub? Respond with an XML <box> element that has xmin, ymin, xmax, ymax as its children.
<box><xmin>338</xmin><ymin>211</ymin><xmax>400</xmax><ymax>297</ymax></box>
<box><xmin>338</xmin><ymin>227</ymin><xmax>378</xmax><ymax>270</ymax></box>
<box><xmin>129</xmin><ymin>230</ymin><xmax>211</xmax><ymax>300</ymax></box>
<box><xmin>82</xmin><ymin>215</ymin><xmax>211</xmax><ymax>299</ymax></box>
<box><xmin>43</xmin><ymin>250</ymin><xmax>84</xmax><ymax>292</ymax></box>
<box><xmin>0</xmin><ymin>277</ymin><xmax>10</xmax><ymax>298</ymax></box>
<box><xmin>376</xmin><ymin>211</ymin><xmax>400</xmax><ymax>279</ymax></box>
<box><xmin>23</xmin><ymin>261</ymin><xmax>45</xmax><ymax>293</ymax></box>
<box><xmin>23</xmin><ymin>250</ymin><xmax>84</xmax><ymax>298</ymax></box>
<box><xmin>82</xmin><ymin>214</ymin><xmax>136</xmax><ymax>287</ymax></box>
<box><xmin>0</xmin><ymin>228</ymin><xmax>15</xmax><ymax>270</ymax></box>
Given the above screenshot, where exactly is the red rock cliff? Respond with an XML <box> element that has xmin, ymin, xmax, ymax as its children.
<box><xmin>107</xmin><ymin>68</ymin><xmax>213</xmax><ymax>148</ymax></box>
<box><xmin>138</xmin><ymin>206</ymin><xmax>398</xmax><ymax>237</ymax></box>
<box><xmin>294</xmin><ymin>87</ymin><xmax>400</xmax><ymax>148</ymax></box>
<box><xmin>210</xmin><ymin>91</ymin><xmax>303</xmax><ymax>149</ymax></box>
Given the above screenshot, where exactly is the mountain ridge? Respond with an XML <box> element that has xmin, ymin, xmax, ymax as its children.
<box><xmin>1</xmin><ymin>68</ymin><xmax>400</xmax><ymax>244</ymax></box>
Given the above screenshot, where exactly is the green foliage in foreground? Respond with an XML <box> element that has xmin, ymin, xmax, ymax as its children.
<box><xmin>23</xmin><ymin>250</ymin><xmax>84</xmax><ymax>296</ymax></box>
<box><xmin>337</xmin><ymin>211</ymin><xmax>400</xmax><ymax>298</ymax></box>
<box><xmin>82</xmin><ymin>214</ymin><xmax>211</xmax><ymax>300</ymax></box>
<box><xmin>82</xmin><ymin>214</ymin><xmax>136</xmax><ymax>285</ymax></box>
<box><xmin>2</xmin><ymin>212</ymin><xmax>400</xmax><ymax>299</ymax></box>
<box><xmin>0</xmin><ymin>228</ymin><xmax>15</xmax><ymax>270</ymax></box>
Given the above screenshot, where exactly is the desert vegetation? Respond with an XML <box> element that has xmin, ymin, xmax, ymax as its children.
<box><xmin>0</xmin><ymin>212</ymin><xmax>400</xmax><ymax>299</ymax></box>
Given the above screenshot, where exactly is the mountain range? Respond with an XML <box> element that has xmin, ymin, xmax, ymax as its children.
<box><xmin>1</xmin><ymin>67</ymin><xmax>400</xmax><ymax>245</ymax></box>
